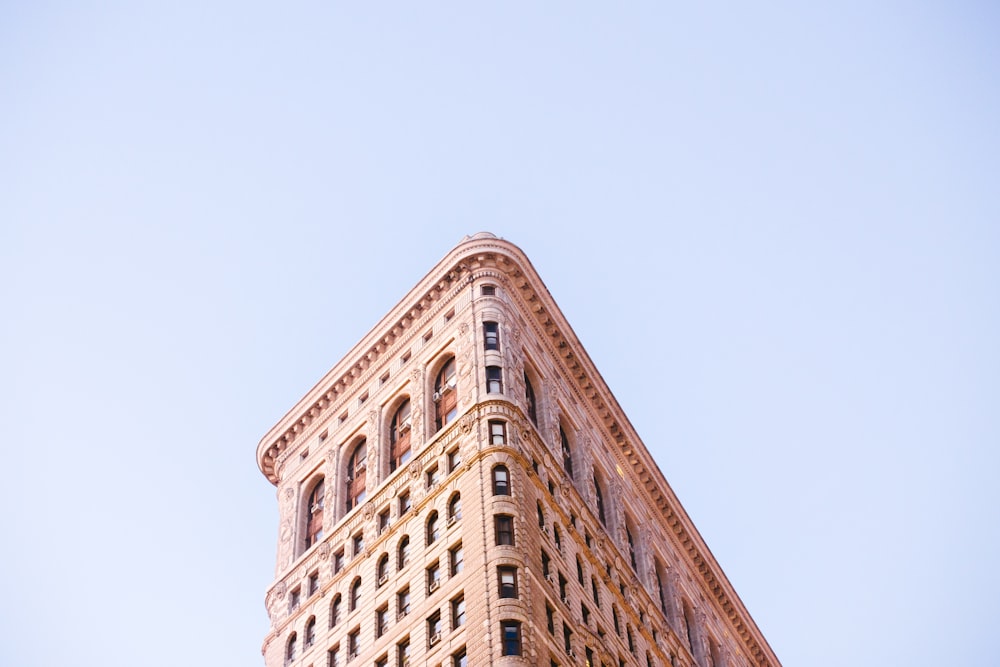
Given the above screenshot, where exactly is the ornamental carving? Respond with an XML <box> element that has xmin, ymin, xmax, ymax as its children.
<box><xmin>318</xmin><ymin>543</ymin><xmax>330</xmax><ymax>561</ymax></box>
<box><xmin>363</xmin><ymin>505</ymin><xmax>375</xmax><ymax>521</ymax></box>
<box><xmin>408</xmin><ymin>460</ymin><xmax>421</xmax><ymax>479</ymax></box>
<box><xmin>459</xmin><ymin>414</ymin><xmax>475</xmax><ymax>434</ymax></box>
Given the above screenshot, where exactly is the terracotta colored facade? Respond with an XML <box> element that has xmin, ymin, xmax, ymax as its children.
<box><xmin>257</xmin><ymin>233</ymin><xmax>780</xmax><ymax>667</ymax></box>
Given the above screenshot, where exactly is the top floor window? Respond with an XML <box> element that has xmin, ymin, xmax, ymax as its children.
<box><xmin>594</xmin><ymin>474</ymin><xmax>607</xmax><ymax>526</ymax></box>
<box><xmin>524</xmin><ymin>373</ymin><xmax>537</xmax><ymax>425</ymax></box>
<box><xmin>305</xmin><ymin>477</ymin><xmax>325</xmax><ymax>551</ymax></box>
<box><xmin>345</xmin><ymin>439</ymin><xmax>367</xmax><ymax>512</ymax></box>
<box><xmin>389</xmin><ymin>399</ymin><xmax>412</xmax><ymax>472</ymax></box>
<box><xmin>434</xmin><ymin>357</ymin><xmax>458</xmax><ymax>430</ymax></box>
<box><xmin>560</xmin><ymin>427</ymin><xmax>574</xmax><ymax>480</ymax></box>
<box><xmin>483</xmin><ymin>321</ymin><xmax>500</xmax><ymax>351</ymax></box>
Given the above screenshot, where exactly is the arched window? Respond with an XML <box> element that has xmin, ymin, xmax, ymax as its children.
<box><xmin>345</xmin><ymin>439</ymin><xmax>367</xmax><ymax>512</ymax></box>
<box><xmin>305</xmin><ymin>477</ymin><xmax>325</xmax><ymax>550</ymax></box>
<box><xmin>349</xmin><ymin>577</ymin><xmax>362</xmax><ymax>611</ymax></box>
<box><xmin>593</xmin><ymin>474</ymin><xmax>607</xmax><ymax>527</ymax></box>
<box><xmin>285</xmin><ymin>632</ymin><xmax>297</xmax><ymax>663</ymax></box>
<box><xmin>329</xmin><ymin>594</ymin><xmax>341</xmax><ymax>627</ymax></box>
<box><xmin>398</xmin><ymin>535</ymin><xmax>410</xmax><ymax>569</ymax></box>
<box><xmin>524</xmin><ymin>372</ymin><xmax>537</xmax><ymax>425</ymax></box>
<box><xmin>305</xmin><ymin>616</ymin><xmax>316</xmax><ymax>647</ymax></box>
<box><xmin>434</xmin><ymin>357</ymin><xmax>458</xmax><ymax>430</ymax></box>
<box><xmin>560</xmin><ymin>427</ymin><xmax>574</xmax><ymax>479</ymax></box>
<box><xmin>492</xmin><ymin>465</ymin><xmax>510</xmax><ymax>496</ymax></box>
<box><xmin>426</xmin><ymin>510</ymin><xmax>440</xmax><ymax>545</ymax></box>
<box><xmin>377</xmin><ymin>553</ymin><xmax>390</xmax><ymax>585</ymax></box>
<box><xmin>448</xmin><ymin>493</ymin><xmax>462</xmax><ymax>523</ymax></box>
<box><xmin>389</xmin><ymin>399</ymin><xmax>412</xmax><ymax>472</ymax></box>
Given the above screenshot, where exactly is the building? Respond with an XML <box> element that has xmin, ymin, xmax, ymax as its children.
<box><xmin>256</xmin><ymin>232</ymin><xmax>780</xmax><ymax>667</ymax></box>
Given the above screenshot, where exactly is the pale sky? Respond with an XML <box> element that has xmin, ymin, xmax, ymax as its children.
<box><xmin>2</xmin><ymin>3</ymin><xmax>998</xmax><ymax>667</ymax></box>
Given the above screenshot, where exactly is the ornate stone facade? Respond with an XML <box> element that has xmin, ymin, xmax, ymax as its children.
<box><xmin>256</xmin><ymin>233</ymin><xmax>780</xmax><ymax>667</ymax></box>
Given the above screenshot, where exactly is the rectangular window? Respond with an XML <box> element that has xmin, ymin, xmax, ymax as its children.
<box><xmin>398</xmin><ymin>587</ymin><xmax>411</xmax><ymax>619</ymax></box>
<box><xmin>328</xmin><ymin>645</ymin><xmax>340</xmax><ymax>667</ymax></box>
<box><xmin>564</xmin><ymin>623</ymin><xmax>573</xmax><ymax>653</ymax></box>
<box><xmin>452</xmin><ymin>648</ymin><xmax>468</xmax><ymax>667</ymax></box>
<box><xmin>376</xmin><ymin>656</ymin><xmax>388</xmax><ymax>667</ymax></box>
<box><xmin>489</xmin><ymin>420</ymin><xmax>506</xmax><ymax>445</ymax></box>
<box><xmin>397</xmin><ymin>638</ymin><xmax>410</xmax><ymax>667</ymax></box>
<box><xmin>427</xmin><ymin>561</ymin><xmax>441</xmax><ymax>594</ymax></box>
<box><xmin>501</xmin><ymin>621</ymin><xmax>522</xmax><ymax>656</ymax></box>
<box><xmin>348</xmin><ymin>628</ymin><xmax>360</xmax><ymax>659</ymax></box>
<box><xmin>376</xmin><ymin>605</ymin><xmax>389</xmax><ymax>637</ymax></box>
<box><xmin>451</xmin><ymin>593</ymin><xmax>466</xmax><ymax>628</ymax></box>
<box><xmin>546</xmin><ymin>604</ymin><xmax>555</xmax><ymax>634</ymax></box>
<box><xmin>484</xmin><ymin>321</ymin><xmax>500</xmax><ymax>350</ymax></box>
<box><xmin>498</xmin><ymin>566</ymin><xmax>518</xmax><ymax>598</ymax></box>
<box><xmin>352</xmin><ymin>532</ymin><xmax>364</xmax><ymax>558</ymax></box>
<box><xmin>542</xmin><ymin>550</ymin><xmax>551</xmax><ymax>577</ymax></box>
<box><xmin>450</xmin><ymin>543</ymin><xmax>464</xmax><ymax>576</ymax></box>
<box><xmin>486</xmin><ymin>366</ymin><xmax>503</xmax><ymax>394</ymax></box>
<box><xmin>289</xmin><ymin>587</ymin><xmax>301</xmax><ymax>612</ymax></box>
<box><xmin>399</xmin><ymin>491</ymin><xmax>411</xmax><ymax>516</ymax></box>
<box><xmin>334</xmin><ymin>550</ymin><xmax>345</xmax><ymax>573</ymax></box>
<box><xmin>426</xmin><ymin>464</ymin><xmax>440</xmax><ymax>488</ymax></box>
<box><xmin>481</xmin><ymin>285</ymin><xmax>496</xmax><ymax>296</ymax></box>
<box><xmin>447</xmin><ymin>448</ymin><xmax>461</xmax><ymax>472</ymax></box>
<box><xmin>494</xmin><ymin>514</ymin><xmax>514</xmax><ymax>546</ymax></box>
<box><xmin>308</xmin><ymin>571</ymin><xmax>320</xmax><ymax>596</ymax></box>
<box><xmin>427</xmin><ymin>611</ymin><xmax>442</xmax><ymax>647</ymax></box>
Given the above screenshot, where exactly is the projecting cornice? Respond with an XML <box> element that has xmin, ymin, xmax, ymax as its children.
<box><xmin>255</xmin><ymin>231</ymin><xmax>779</xmax><ymax>667</ymax></box>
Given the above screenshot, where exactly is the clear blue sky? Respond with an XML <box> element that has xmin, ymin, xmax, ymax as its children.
<box><xmin>2</xmin><ymin>3</ymin><xmax>997</xmax><ymax>666</ymax></box>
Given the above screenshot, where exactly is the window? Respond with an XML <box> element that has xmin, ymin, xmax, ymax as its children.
<box><xmin>348</xmin><ymin>629</ymin><xmax>360</xmax><ymax>659</ymax></box>
<box><xmin>626</xmin><ymin>524</ymin><xmax>637</xmax><ymax>571</ymax></box>
<box><xmin>582</xmin><ymin>603</ymin><xmax>591</xmax><ymax>626</ymax></box>
<box><xmin>427</xmin><ymin>610</ymin><xmax>442</xmax><ymax>646</ymax></box>
<box><xmin>399</xmin><ymin>490</ymin><xmax>411</xmax><ymax>516</ymax></box>
<box><xmin>379</xmin><ymin>508</ymin><xmax>391</xmax><ymax>534</ymax></box>
<box><xmin>554</xmin><ymin>525</ymin><xmax>562</xmax><ymax>551</ymax></box>
<box><xmin>305</xmin><ymin>616</ymin><xmax>316</xmax><ymax>646</ymax></box>
<box><xmin>489</xmin><ymin>420</ymin><xmax>506</xmax><ymax>445</ymax></box>
<box><xmin>426</xmin><ymin>464</ymin><xmax>440</xmax><ymax>488</ymax></box>
<box><xmin>613</xmin><ymin>605</ymin><xmax>621</xmax><ymax>635</ymax></box>
<box><xmin>447</xmin><ymin>447</ymin><xmax>461</xmax><ymax>472</ymax></box>
<box><xmin>524</xmin><ymin>372</ymin><xmax>537</xmax><ymax>424</ymax></box>
<box><xmin>560</xmin><ymin>427</ymin><xmax>574</xmax><ymax>479</ymax></box>
<box><xmin>576</xmin><ymin>556</ymin><xmax>585</xmax><ymax>585</ymax></box>
<box><xmin>398</xmin><ymin>536</ymin><xmax>410</xmax><ymax>569</ymax></box>
<box><xmin>376</xmin><ymin>656</ymin><xmax>388</xmax><ymax>667</ymax></box>
<box><xmin>305</xmin><ymin>478</ymin><xmax>325</xmax><ymax>550</ymax></box>
<box><xmin>328</xmin><ymin>645</ymin><xmax>340</xmax><ymax>667</ymax></box>
<box><xmin>309</xmin><ymin>571</ymin><xmax>320</xmax><ymax>596</ymax></box>
<box><xmin>334</xmin><ymin>550</ymin><xmax>345</xmax><ymax>574</ymax></box>
<box><xmin>481</xmin><ymin>285</ymin><xmax>496</xmax><ymax>296</ymax></box>
<box><xmin>426</xmin><ymin>511</ymin><xmax>440</xmax><ymax>545</ymax></box>
<box><xmin>286</xmin><ymin>632</ymin><xmax>298</xmax><ymax>663</ymax></box>
<box><xmin>501</xmin><ymin>621</ymin><xmax>522</xmax><ymax>656</ymax></box>
<box><xmin>377</xmin><ymin>554</ymin><xmax>390</xmax><ymax>585</ymax></box>
<box><xmin>542</xmin><ymin>550</ymin><xmax>551</xmax><ymax>577</ymax></box>
<box><xmin>449</xmin><ymin>542</ymin><xmax>464</xmax><ymax>575</ymax></box>
<box><xmin>376</xmin><ymin>605</ymin><xmax>389</xmax><ymax>638</ymax></box>
<box><xmin>447</xmin><ymin>493</ymin><xmax>462</xmax><ymax>523</ymax></box>
<box><xmin>427</xmin><ymin>561</ymin><xmax>441</xmax><ymax>594</ymax></box>
<box><xmin>484</xmin><ymin>321</ymin><xmax>499</xmax><ymax>351</ymax></box>
<box><xmin>559</xmin><ymin>573</ymin><xmax>568</xmax><ymax>603</ymax></box>
<box><xmin>494</xmin><ymin>514</ymin><xmax>514</xmax><ymax>546</ymax></box>
<box><xmin>564</xmin><ymin>623</ymin><xmax>573</xmax><ymax>653</ymax></box>
<box><xmin>330</xmin><ymin>594</ymin><xmax>342</xmax><ymax>627</ymax></box>
<box><xmin>492</xmin><ymin>465</ymin><xmax>510</xmax><ymax>496</ymax></box>
<box><xmin>345</xmin><ymin>440</ymin><xmax>367</xmax><ymax>511</ymax></box>
<box><xmin>537</xmin><ymin>502</ymin><xmax>545</xmax><ymax>528</ymax></box>
<box><xmin>397</xmin><ymin>587</ymin><xmax>411</xmax><ymax>619</ymax></box>
<box><xmin>352</xmin><ymin>531</ymin><xmax>364</xmax><ymax>558</ymax></box>
<box><xmin>591</xmin><ymin>577</ymin><xmax>600</xmax><ymax>607</ymax></box>
<box><xmin>451</xmin><ymin>593</ymin><xmax>466</xmax><ymax>628</ymax></box>
<box><xmin>434</xmin><ymin>357</ymin><xmax>458</xmax><ymax>430</ymax></box>
<box><xmin>627</xmin><ymin>625</ymin><xmax>635</xmax><ymax>653</ymax></box>
<box><xmin>397</xmin><ymin>638</ymin><xmax>410</xmax><ymax>667</ymax></box>
<box><xmin>486</xmin><ymin>366</ymin><xmax>503</xmax><ymax>394</ymax></box>
<box><xmin>390</xmin><ymin>400</ymin><xmax>412</xmax><ymax>472</ymax></box>
<box><xmin>498</xmin><ymin>566</ymin><xmax>518</xmax><ymax>598</ymax></box>
<box><xmin>349</xmin><ymin>577</ymin><xmax>361</xmax><ymax>612</ymax></box>
<box><xmin>289</xmin><ymin>587</ymin><xmax>301</xmax><ymax>613</ymax></box>
<box><xmin>546</xmin><ymin>604</ymin><xmax>555</xmax><ymax>633</ymax></box>
<box><xmin>452</xmin><ymin>647</ymin><xmax>468</xmax><ymax>667</ymax></box>
<box><xmin>594</xmin><ymin>475</ymin><xmax>607</xmax><ymax>526</ymax></box>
